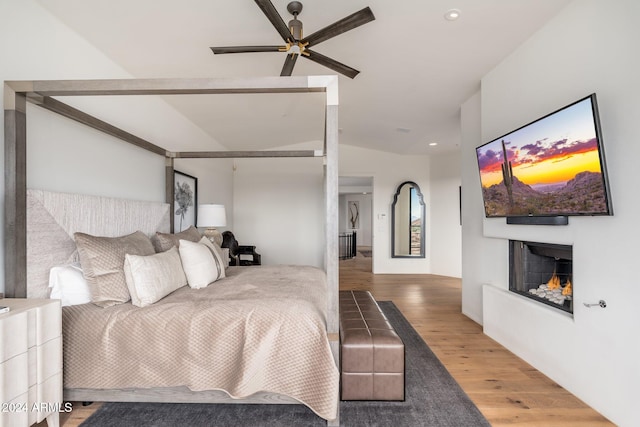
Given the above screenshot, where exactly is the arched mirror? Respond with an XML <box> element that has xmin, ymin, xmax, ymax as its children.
<box><xmin>391</xmin><ymin>181</ymin><xmax>426</xmax><ymax>258</ymax></box>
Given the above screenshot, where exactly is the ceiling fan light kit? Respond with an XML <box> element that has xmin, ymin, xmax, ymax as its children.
<box><xmin>210</xmin><ymin>0</ymin><xmax>375</xmax><ymax>78</ymax></box>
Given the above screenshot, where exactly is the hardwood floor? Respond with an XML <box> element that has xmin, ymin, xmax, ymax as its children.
<box><xmin>52</xmin><ymin>255</ymin><xmax>614</xmax><ymax>426</ymax></box>
<box><xmin>340</xmin><ymin>253</ymin><xmax>614</xmax><ymax>426</ymax></box>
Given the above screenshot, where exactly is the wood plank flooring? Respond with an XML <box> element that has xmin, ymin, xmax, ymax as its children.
<box><xmin>340</xmin><ymin>252</ymin><xmax>614</xmax><ymax>426</ymax></box>
<box><xmin>50</xmin><ymin>254</ymin><xmax>614</xmax><ymax>426</ymax></box>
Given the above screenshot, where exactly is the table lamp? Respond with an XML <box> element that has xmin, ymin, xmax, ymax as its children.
<box><xmin>197</xmin><ymin>204</ymin><xmax>227</xmax><ymax>246</ymax></box>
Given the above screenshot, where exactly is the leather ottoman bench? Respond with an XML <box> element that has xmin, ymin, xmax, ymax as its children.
<box><xmin>339</xmin><ymin>290</ymin><xmax>405</xmax><ymax>400</ymax></box>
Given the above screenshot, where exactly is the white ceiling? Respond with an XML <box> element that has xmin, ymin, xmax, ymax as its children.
<box><xmin>37</xmin><ymin>0</ymin><xmax>571</xmax><ymax>155</ymax></box>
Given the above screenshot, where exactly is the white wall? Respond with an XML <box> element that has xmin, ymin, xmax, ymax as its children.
<box><xmin>429</xmin><ymin>151</ymin><xmax>462</xmax><ymax>277</ymax></box>
<box><xmin>339</xmin><ymin>145</ymin><xmax>431</xmax><ymax>274</ymax></box>
<box><xmin>461</xmin><ymin>1</ymin><xmax>640</xmax><ymax>425</ymax></box>
<box><xmin>232</xmin><ymin>155</ymin><xmax>325</xmax><ymax>267</ymax></box>
<box><xmin>1</xmin><ymin>0</ymin><xmax>233</xmax><ymax>294</ymax></box>
<box><xmin>461</xmin><ymin>92</ymin><xmax>508</xmax><ymax>324</ymax></box>
<box><xmin>232</xmin><ymin>143</ymin><xmax>462</xmax><ymax>275</ymax></box>
<box><xmin>339</xmin><ymin>145</ymin><xmax>462</xmax><ymax>275</ymax></box>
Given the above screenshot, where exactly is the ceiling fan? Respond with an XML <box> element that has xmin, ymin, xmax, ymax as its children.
<box><xmin>210</xmin><ymin>0</ymin><xmax>375</xmax><ymax>79</ymax></box>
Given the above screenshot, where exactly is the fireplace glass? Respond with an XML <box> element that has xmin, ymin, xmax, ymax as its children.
<box><xmin>509</xmin><ymin>240</ymin><xmax>573</xmax><ymax>314</ymax></box>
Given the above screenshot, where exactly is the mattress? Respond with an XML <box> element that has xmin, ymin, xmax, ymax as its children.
<box><xmin>62</xmin><ymin>265</ymin><xmax>339</xmax><ymax>420</ymax></box>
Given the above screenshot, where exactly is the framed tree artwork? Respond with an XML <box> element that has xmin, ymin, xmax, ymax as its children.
<box><xmin>348</xmin><ymin>200</ymin><xmax>359</xmax><ymax>229</ymax></box>
<box><xmin>174</xmin><ymin>170</ymin><xmax>198</xmax><ymax>232</ymax></box>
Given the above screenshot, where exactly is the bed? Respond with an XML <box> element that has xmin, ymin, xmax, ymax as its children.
<box><xmin>26</xmin><ymin>188</ymin><xmax>339</xmax><ymax>421</ymax></box>
<box><xmin>5</xmin><ymin>77</ymin><xmax>341</xmax><ymax>425</ymax></box>
<box><xmin>62</xmin><ymin>265</ymin><xmax>338</xmax><ymax>418</ymax></box>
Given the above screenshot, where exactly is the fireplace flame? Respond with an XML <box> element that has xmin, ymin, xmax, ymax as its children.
<box><xmin>547</xmin><ymin>272</ymin><xmax>561</xmax><ymax>290</ymax></box>
<box><xmin>562</xmin><ymin>279</ymin><xmax>572</xmax><ymax>296</ymax></box>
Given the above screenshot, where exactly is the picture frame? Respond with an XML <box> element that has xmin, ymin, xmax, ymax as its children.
<box><xmin>173</xmin><ymin>170</ymin><xmax>198</xmax><ymax>232</ymax></box>
<box><xmin>348</xmin><ymin>200</ymin><xmax>360</xmax><ymax>229</ymax></box>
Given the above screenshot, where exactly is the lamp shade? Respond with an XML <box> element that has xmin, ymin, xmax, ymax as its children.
<box><xmin>197</xmin><ymin>204</ymin><xmax>227</xmax><ymax>228</ymax></box>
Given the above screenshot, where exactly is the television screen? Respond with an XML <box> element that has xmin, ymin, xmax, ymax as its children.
<box><xmin>476</xmin><ymin>94</ymin><xmax>613</xmax><ymax>218</ymax></box>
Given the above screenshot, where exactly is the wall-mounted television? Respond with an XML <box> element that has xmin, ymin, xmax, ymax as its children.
<box><xmin>476</xmin><ymin>94</ymin><xmax>613</xmax><ymax>223</ymax></box>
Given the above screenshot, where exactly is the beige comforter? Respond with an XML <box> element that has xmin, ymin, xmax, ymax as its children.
<box><xmin>62</xmin><ymin>265</ymin><xmax>339</xmax><ymax>420</ymax></box>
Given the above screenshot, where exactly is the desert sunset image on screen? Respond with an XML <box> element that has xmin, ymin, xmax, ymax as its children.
<box><xmin>476</xmin><ymin>96</ymin><xmax>609</xmax><ymax>217</ymax></box>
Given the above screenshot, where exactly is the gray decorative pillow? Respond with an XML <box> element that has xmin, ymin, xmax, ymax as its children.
<box><xmin>75</xmin><ymin>231</ymin><xmax>155</xmax><ymax>307</ymax></box>
<box><xmin>152</xmin><ymin>225</ymin><xmax>201</xmax><ymax>252</ymax></box>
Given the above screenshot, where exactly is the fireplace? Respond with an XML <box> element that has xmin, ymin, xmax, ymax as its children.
<box><xmin>509</xmin><ymin>240</ymin><xmax>573</xmax><ymax>314</ymax></box>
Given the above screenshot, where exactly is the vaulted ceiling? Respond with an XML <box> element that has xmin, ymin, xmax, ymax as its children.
<box><xmin>38</xmin><ymin>0</ymin><xmax>571</xmax><ymax>155</ymax></box>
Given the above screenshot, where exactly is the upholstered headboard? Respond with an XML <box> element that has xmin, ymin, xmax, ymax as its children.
<box><xmin>26</xmin><ymin>189</ymin><xmax>170</xmax><ymax>298</ymax></box>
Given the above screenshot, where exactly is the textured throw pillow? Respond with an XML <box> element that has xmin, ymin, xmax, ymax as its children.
<box><xmin>75</xmin><ymin>231</ymin><xmax>156</xmax><ymax>307</ymax></box>
<box><xmin>124</xmin><ymin>246</ymin><xmax>187</xmax><ymax>307</ymax></box>
<box><xmin>178</xmin><ymin>239</ymin><xmax>223</xmax><ymax>289</ymax></box>
<box><xmin>152</xmin><ymin>226</ymin><xmax>201</xmax><ymax>252</ymax></box>
<box><xmin>200</xmin><ymin>237</ymin><xmax>226</xmax><ymax>279</ymax></box>
<box><xmin>48</xmin><ymin>262</ymin><xmax>92</xmax><ymax>307</ymax></box>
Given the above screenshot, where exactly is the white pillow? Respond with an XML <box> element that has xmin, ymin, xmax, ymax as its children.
<box><xmin>199</xmin><ymin>237</ymin><xmax>226</xmax><ymax>279</ymax></box>
<box><xmin>178</xmin><ymin>239</ymin><xmax>223</xmax><ymax>289</ymax></box>
<box><xmin>48</xmin><ymin>262</ymin><xmax>92</xmax><ymax>307</ymax></box>
<box><xmin>124</xmin><ymin>246</ymin><xmax>187</xmax><ymax>307</ymax></box>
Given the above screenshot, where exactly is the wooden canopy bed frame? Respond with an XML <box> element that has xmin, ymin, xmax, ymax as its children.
<box><xmin>4</xmin><ymin>76</ymin><xmax>340</xmax><ymax>425</ymax></box>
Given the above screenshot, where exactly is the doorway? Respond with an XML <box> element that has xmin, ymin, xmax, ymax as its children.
<box><xmin>339</xmin><ymin>176</ymin><xmax>373</xmax><ymax>272</ymax></box>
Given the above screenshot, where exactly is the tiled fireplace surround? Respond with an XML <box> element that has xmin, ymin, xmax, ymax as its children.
<box><xmin>509</xmin><ymin>240</ymin><xmax>573</xmax><ymax>314</ymax></box>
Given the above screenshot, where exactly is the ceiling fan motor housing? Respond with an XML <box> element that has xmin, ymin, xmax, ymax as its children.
<box><xmin>287</xmin><ymin>1</ymin><xmax>303</xmax><ymax>16</ymax></box>
<box><xmin>287</xmin><ymin>1</ymin><xmax>303</xmax><ymax>40</ymax></box>
<box><xmin>288</xmin><ymin>18</ymin><xmax>303</xmax><ymax>40</ymax></box>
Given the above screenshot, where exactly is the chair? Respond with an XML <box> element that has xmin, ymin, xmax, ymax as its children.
<box><xmin>221</xmin><ymin>231</ymin><xmax>262</xmax><ymax>266</ymax></box>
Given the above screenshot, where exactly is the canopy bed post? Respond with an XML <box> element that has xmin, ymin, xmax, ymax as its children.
<box><xmin>4</xmin><ymin>83</ymin><xmax>28</xmax><ymax>298</ymax></box>
<box><xmin>323</xmin><ymin>94</ymin><xmax>339</xmax><ymax>338</ymax></box>
<box><xmin>314</xmin><ymin>75</ymin><xmax>340</xmax><ymax>427</ymax></box>
<box><xmin>166</xmin><ymin>155</ymin><xmax>175</xmax><ymax>233</ymax></box>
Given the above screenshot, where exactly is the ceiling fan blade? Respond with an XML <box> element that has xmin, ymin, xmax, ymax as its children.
<box><xmin>304</xmin><ymin>49</ymin><xmax>360</xmax><ymax>79</ymax></box>
<box><xmin>210</xmin><ymin>46</ymin><xmax>282</xmax><ymax>54</ymax></box>
<box><xmin>301</xmin><ymin>7</ymin><xmax>375</xmax><ymax>47</ymax></box>
<box><xmin>280</xmin><ymin>54</ymin><xmax>299</xmax><ymax>76</ymax></box>
<box><xmin>255</xmin><ymin>0</ymin><xmax>294</xmax><ymax>43</ymax></box>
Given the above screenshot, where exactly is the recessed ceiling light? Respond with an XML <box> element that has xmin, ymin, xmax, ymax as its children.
<box><xmin>444</xmin><ymin>9</ymin><xmax>461</xmax><ymax>21</ymax></box>
<box><xmin>429</xmin><ymin>142</ymin><xmax>438</xmax><ymax>146</ymax></box>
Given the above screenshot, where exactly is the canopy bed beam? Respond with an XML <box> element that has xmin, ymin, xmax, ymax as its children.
<box><xmin>17</xmin><ymin>96</ymin><xmax>326</xmax><ymax>161</ymax></box>
<box><xmin>10</xmin><ymin>77</ymin><xmax>326</xmax><ymax>97</ymax></box>
<box><xmin>173</xmin><ymin>150</ymin><xmax>322</xmax><ymax>158</ymax></box>
<box><xmin>31</xmin><ymin>96</ymin><xmax>168</xmax><ymax>156</ymax></box>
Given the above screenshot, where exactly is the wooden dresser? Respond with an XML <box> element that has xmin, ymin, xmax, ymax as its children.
<box><xmin>0</xmin><ymin>299</ymin><xmax>62</xmax><ymax>427</ymax></box>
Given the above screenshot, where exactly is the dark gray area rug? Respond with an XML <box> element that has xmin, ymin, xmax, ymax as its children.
<box><xmin>80</xmin><ymin>301</ymin><xmax>489</xmax><ymax>427</ymax></box>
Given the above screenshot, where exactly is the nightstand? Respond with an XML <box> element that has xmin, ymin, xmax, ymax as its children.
<box><xmin>0</xmin><ymin>299</ymin><xmax>62</xmax><ymax>427</ymax></box>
